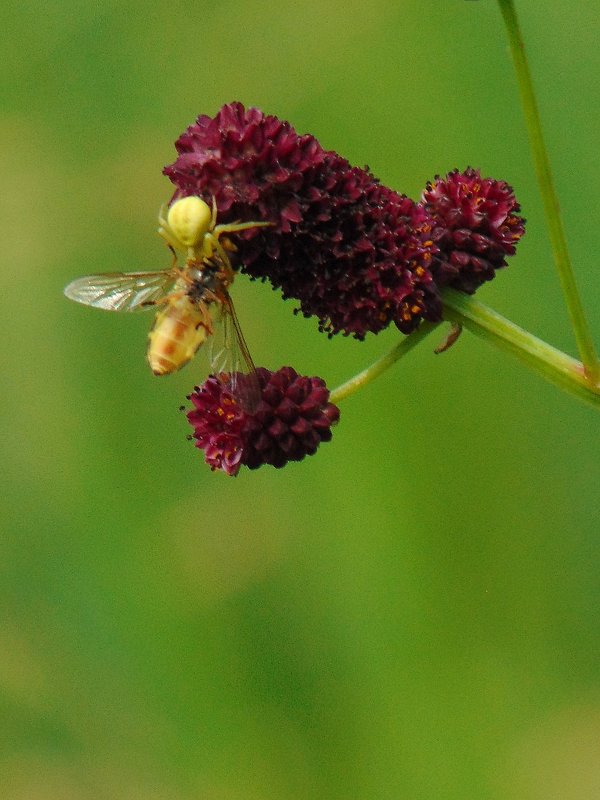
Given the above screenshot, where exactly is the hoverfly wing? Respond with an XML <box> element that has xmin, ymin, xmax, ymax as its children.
<box><xmin>64</xmin><ymin>270</ymin><xmax>177</xmax><ymax>312</ymax></box>
<box><xmin>208</xmin><ymin>293</ymin><xmax>262</xmax><ymax>413</ymax></box>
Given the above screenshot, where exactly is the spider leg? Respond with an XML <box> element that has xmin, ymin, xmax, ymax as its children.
<box><xmin>205</xmin><ymin>232</ymin><xmax>235</xmax><ymax>282</ymax></box>
<box><xmin>213</xmin><ymin>220</ymin><xmax>271</xmax><ymax>236</ymax></box>
<box><xmin>201</xmin><ymin>287</ymin><xmax>225</xmax><ymax>305</ymax></box>
<box><xmin>158</xmin><ymin>219</ymin><xmax>183</xmax><ymax>251</ymax></box>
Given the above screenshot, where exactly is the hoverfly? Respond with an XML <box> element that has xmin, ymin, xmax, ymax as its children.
<box><xmin>64</xmin><ymin>196</ymin><xmax>269</xmax><ymax>410</ymax></box>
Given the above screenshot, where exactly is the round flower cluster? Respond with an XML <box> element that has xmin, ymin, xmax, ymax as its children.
<box><xmin>186</xmin><ymin>367</ymin><xmax>340</xmax><ymax>475</ymax></box>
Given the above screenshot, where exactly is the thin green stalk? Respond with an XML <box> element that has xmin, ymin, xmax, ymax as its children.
<box><xmin>329</xmin><ymin>323</ymin><xmax>438</xmax><ymax>403</ymax></box>
<box><xmin>497</xmin><ymin>0</ymin><xmax>600</xmax><ymax>383</ymax></box>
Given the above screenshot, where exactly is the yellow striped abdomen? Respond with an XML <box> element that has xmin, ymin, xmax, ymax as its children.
<box><xmin>147</xmin><ymin>296</ymin><xmax>208</xmax><ymax>375</ymax></box>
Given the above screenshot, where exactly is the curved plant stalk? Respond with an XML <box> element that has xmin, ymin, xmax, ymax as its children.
<box><xmin>497</xmin><ymin>0</ymin><xmax>600</xmax><ymax>384</ymax></box>
<box><xmin>329</xmin><ymin>323</ymin><xmax>438</xmax><ymax>403</ymax></box>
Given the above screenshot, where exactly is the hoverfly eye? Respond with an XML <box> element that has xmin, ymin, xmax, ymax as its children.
<box><xmin>168</xmin><ymin>196</ymin><xmax>212</xmax><ymax>247</ymax></box>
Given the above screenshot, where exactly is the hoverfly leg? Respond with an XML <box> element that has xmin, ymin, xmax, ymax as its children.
<box><xmin>140</xmin><ymin>288</ymin><xmax>186</xmax><ymax>309</ymax></box>
<box><xmin>220</xmin><ymin>235</ymin><xmax>237</xmax><ymax>254</ymax></box>
<box><xmin>213</xmin><ymin>261</ymin><xmax>236</xmax><ymax>290</ymax></box>
<box><xmin>196</xmin><ymin>300</ymin><xmax>214</xmax><ymax>335</ymax></box>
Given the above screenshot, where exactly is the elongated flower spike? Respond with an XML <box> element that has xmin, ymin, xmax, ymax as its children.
<box><xmin>165</xmin><ymin>102</ymin><xmax>442</xmax><ymax>339</ymax></box>
<box><xmin>186</xmin><ymin>367</ymin><xmax>340</xmax><ymax>475</ymax></box>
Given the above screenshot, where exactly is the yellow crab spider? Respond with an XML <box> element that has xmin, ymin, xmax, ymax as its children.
<box><xmin>158</xmin><ymin>195</ymin><xmax>270</xmax><ymax>274</ymax></box>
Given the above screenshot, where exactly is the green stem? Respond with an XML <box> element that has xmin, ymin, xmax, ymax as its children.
<box><xmin>497</xmin><ymin>0</ymin><xmax>600</xmax><ymax>383</ymax></box>
<box><xmin>329</xmin><ymin>323</ymin><xmax>438</xmax><ymax>403</ymax></box>
<box><xmin>443</xmin><ymin>289</ymin><xmax>600</xmax><ymax>410</ymax></box>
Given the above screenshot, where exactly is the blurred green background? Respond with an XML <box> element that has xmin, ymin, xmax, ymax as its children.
<box><xmin>3</xmin><ymin>1</ymin><xmax>600</xmax><ymax>798</ymax></box>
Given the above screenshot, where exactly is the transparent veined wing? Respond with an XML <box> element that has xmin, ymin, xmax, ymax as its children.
<box><xmin>208</xmin><ymin>292</ymin><xmax>262</xmax><ymax>413</ymax></box>
<box><xmin>63</xmin><ymin>270</ymin><xmax>178</xmax><ymax>312</ymax></box>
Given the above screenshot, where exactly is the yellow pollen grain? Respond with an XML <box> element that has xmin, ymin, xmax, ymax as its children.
<box><xmin>423</xmin><ymin>240</ymin><xmax>433</xmax><ymax>248</ymax></box>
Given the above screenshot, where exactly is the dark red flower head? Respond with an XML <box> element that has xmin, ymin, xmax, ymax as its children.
<box><xmin>186</xmin><ymin>367</ymin><xmax>340</xmax><ymax>475</ymax></box>
<box><xmin>164</xmin><ymin>102</ymin><xmax>442</xmax><ymax>338</ymax></box>
<box><xmin>420</xmin><ymin>168</ymin><xmax>526</xmax><ymax>294</ymax></box>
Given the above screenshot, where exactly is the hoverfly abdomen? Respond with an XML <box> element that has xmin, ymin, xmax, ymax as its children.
<box><xmin>147</xmin><ymin>295</ymin><xmax>208</xmax><ymax>376</ymax></box>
